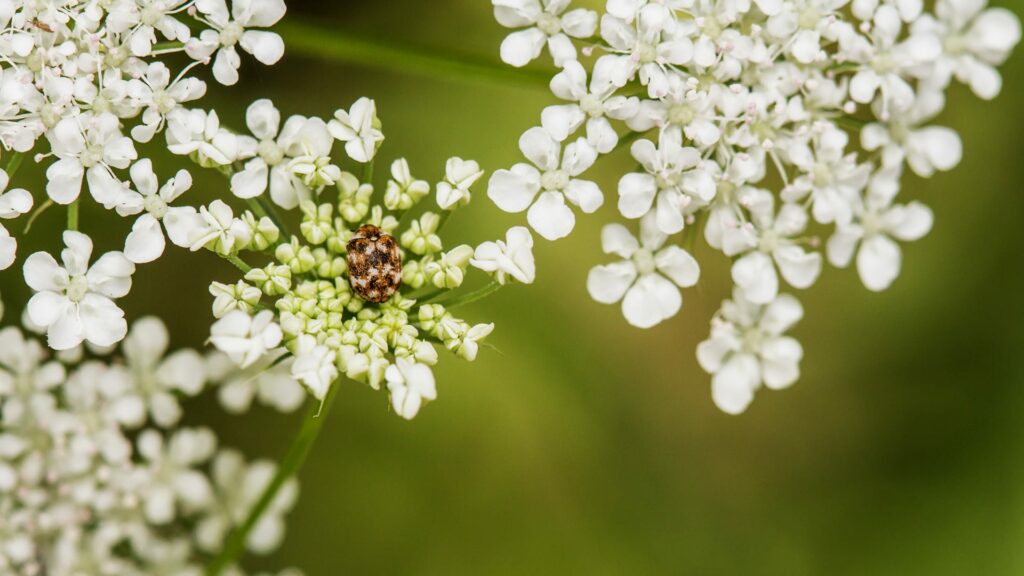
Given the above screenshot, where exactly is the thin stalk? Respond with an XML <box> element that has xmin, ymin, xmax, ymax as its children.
<box><xmin>220</xmin><ymin>253</ymin><xmax>252</xmax><ymax>273</ymax></box>
<box><xmin>205</xmin><ymin>386</ymin><xmax>339</xmax><ymax>576</ymax></box>
<box><xmin>247</xmin><ymin>197</ymin><xmax>291</xmax><ymax>240</ymax></box>
<box><xmin>5</xmin><ymin>152</ymin><xmax>24</xmax><ymax>178</ymax></box>
<box><xmin>432</xmin><ymin>280</ymin><xmax>502</xmax><ymax>309</ymax></box>
<box><xmin>23</xmin><ymin>199</ymin><xmax>54</xmax><ymax>233</ymax></box>
<box><xmin>67</xmin><ymin>200</ymin><xmax>79</xmax><ymax>231</ymax></box>
<box><xmin>276</xmin><ymin>19</ymin><xmax>551</xmax><ymax>89</ymax></box>
<box><xmin>361</xmin><ymin>159</ymin><xmax>374</xmax><ymax>186</ymax></box>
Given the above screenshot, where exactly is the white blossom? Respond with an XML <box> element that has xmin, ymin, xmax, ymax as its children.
<box><xmin>587</xmin><ymin>214</ymin><xmax>700</xmax><ymax>328</ymax></box>
<box><xmin>470</xmin><ymin>226</ymin><xmax>537</xmax><ymax>285</ymax></box>
<box><xmin>493</xmin><ymin>0</ymin><xmax>598</xmax><ymax>67</ymax></box>
<box><xmin>385</xmin><ymin>357</ymin><xmax>437</xmax><ymax>420</ymax></box>
<box><xmin>488</xmin><ymin>127</ymin><xmax>601</xmax><ymax>240</ymax></box>
<box><xmin>24</xmin><ymin>231</ymin><xmax>136</xmax><ymax>350</ymax></box>
<box><xmin>697</xmin><ymin>290</ymin><xmax>805</xmax><ymax>414</ymax></box>
<box><xmin>186</xmin><ymin>0</ymin><xmax>287</xmax><ymax>86</ymax></box>
<box><xmin>209</xmin><ymin>310</ymin><xmax>283</xmax><ymax>369</ymax></box>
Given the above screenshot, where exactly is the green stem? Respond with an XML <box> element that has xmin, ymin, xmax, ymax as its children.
<box><xmin>67</xmin><ymin>200</ymin><xmax>79</xmax><ymax>231</ymax></box>
<box><xmin>276</xmin><ymin>18</ymin><xmax>551</xmax><ymax>90</ymax></box>
<box><xmin>361</xmin><ymin>159</ymin><xmax>374</xmax><ymax>186</ymax></box>
<box><xmin>220</xmin><ymin>253</ymin><xmax>252</xmax><ymax>273</ymax></box>
<box><xmin>5</xmin><ymin>152</ymin><xmax>24</xmax><ymax>179</ymax></box>
<box><xmin>23</xmin><ymin>199</ymin><xmax>54</xmax><ymax>234</ymax></box>
<box><xmin>247</xmin><ymin>197</ymin><xmax>291</xmax><ymax>240</ymax></box>
<box><xmin>205</xmin><ymin>386</ymin><xmax>339</xmax><ymax>576</ymax></box>
<box><xmin>431</xmin><ymin>280</ymin><xmax>502</xmax><ymax>309</ymax></box>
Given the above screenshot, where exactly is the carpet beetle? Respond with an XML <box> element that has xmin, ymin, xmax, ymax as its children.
<box><xmin>346</xmin><ymin>224</ymin><xmax>402</xmax><ymax>303</ymax></box>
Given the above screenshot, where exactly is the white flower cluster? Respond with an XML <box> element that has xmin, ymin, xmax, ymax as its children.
<box><xmin>0</xmin><ymin>0</ymin><xmax>288</xmax><ymax>350</ymax></box>
<box><xmin>490</xmin><ymin>0</ymin><xmax>1020</xmax><ymax>413</ymax></box>
<box><xmin>0</xmin><ymin>307</ymin><xmax>302</xmax><ymax>576</ymax></box>
<box><xmin>188</xmin><ymin>98</ymin><xmax>537</xmax><ymax>420</ymax></box>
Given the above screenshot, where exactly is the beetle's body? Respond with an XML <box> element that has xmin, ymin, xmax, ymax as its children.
<box><xmin>346</xmin><ymin>225</ymin><xmax>402</xmax><ymax>303</ymax></box>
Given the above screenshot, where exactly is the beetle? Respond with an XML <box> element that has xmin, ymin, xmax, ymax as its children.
<box><xmin>346</xmin><ymin>224</ymin><xmax>402</xmax><ymax>303</ymax></box>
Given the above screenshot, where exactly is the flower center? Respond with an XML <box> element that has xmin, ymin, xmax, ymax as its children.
<box><xmin>632</xmin><ymin>248</ymin><xmax>657</xmax><ymax>276</ymax></box>
<box><xmin>153</xmin><ymin>90</ymin><xmax>176</xmax><ymax>114</ymax></box>
<box><xmin>861</xmin><ymin>210</ymin><xmax>882</xmax><ymax>236</ymax></box>
<box><xmin>40</xmin><ymin>103</ymin><xmax>61</xmax><ymax>129</ymax></box>
<box><xmin>812</xmin><ymin>162</ymin><xmax>833</xmax><ymax>187</ymax></box>
<box><xmin>537</xmin><ymin>13</ymin><xmax>562</xmax><ymax>36</ymax></box>
<box><xmin>668</xmin><ymin>102</ymin><xmax>696</xmax><ymax>126</ymax></box>
<box><xmin>580</xmin><ymin>94</ymin><xmax>604</xmax><ymax>118</ymax></box>
<box><xmin>104</xmin><ymin>45</ymin><xmax>128</xmax><ymax>68</ymax></box>
<box><xmin>655</xmin><ymin>171</ymin><xmax>682</xmax><ymax>189</ymax></box>
<box><xmin>92</xmin><ymin>94</ymin><xmax>111</xmax><ymax>114</ymax></box>
<box><xmin>541</xmin><ymin>169</ymin><xmax>569</xmax><ymax>191</ymax></box>
<box><xmin>871</xmin><ymin>52</ymin><xmax>896</xmax><ymax>74</ymax></box>
<box><xmin>258</xmin><ymin>139</ymin><xmax>285</xmax><ymax>166</ymax></box>
<box><xmin>636</xmin><ymin>42</ymin><xmax>658</xmax><ymax>64</ymax></box>
<box><xmin>741</xmin><ymin>328</ymin><xmax>764</xmax><ymax>354</ymax></box>
<box><xmin>944</xmin><ymin>34</ymin><xmax>967</xmax><ymax>55</ymax></box>
<box><xmin>219</xmin><ymin>22</ymin><xmax>244</xmax><ymax>47</ymax></box>
<box><xmin>144</xmin><ymin>193</ymin><xmax>169</xmax><ymax>219</ymax></box>
<box><xmin>79</xmin><ymin>146</ymin><xmax>104</xmax><ymax>168</ymax></box>
<box><xmin>758</xmin><ymin>229</ymin><xmax>780</xmax><ymax>253</ymax></box>
<box><xmin>702</xmin><ymin>16</ymin><xmax>723</xmax><ymax>39</ymax></box>
<box><xmin>66</xmin><ymin>275</ymin><xmax>89</xmax><ymax>303</ymax></box>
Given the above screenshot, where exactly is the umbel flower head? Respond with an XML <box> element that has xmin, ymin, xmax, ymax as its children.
<box><xmin>487</xmin><ymin>0</ymin><xmax>1021</xmax><ymax>413</ymax></box>
<box><xmin>0</xmin><ymin>308</ymin><xmax>303</xmax><ymax>576</ymax></box>
<box><xmin>167</xmin><ymin>98</ymin><xmax>537</xmax><ymax>420</ymax></box>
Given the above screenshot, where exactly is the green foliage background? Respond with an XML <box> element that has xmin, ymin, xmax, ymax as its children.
<box><xmin>4</xmin><ymin>1</ymin><xmax>1024</xmax><ymax>573</ymax></box>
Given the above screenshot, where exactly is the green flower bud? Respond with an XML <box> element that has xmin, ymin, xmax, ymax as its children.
<box><xmin>275</xmin><ymin>237</ymin><xmax>316</xmax><ymax>274</ymax></box>
<box><xmin>300</xmin><ymin>201</ymin><xmax>335</xmax><ymax>246</ymax></box>
<box><xmin>245</xmin><ymin>264</ymin><xmax>292</xmax><ymax>296</ymax></box>
<box><xmin>337</xmin><ymin>172</ymin><xmax>374</xmax><ymax>224</ymax></box>
<box><xmin>383</xmin><ymin>158</ymin><xmax>430</xmax><ymax>210</ymax></box>
<box><xmin>400</xmin><ymin>212</ymin><xmax>443</xmax><ymax>255</ymax></box>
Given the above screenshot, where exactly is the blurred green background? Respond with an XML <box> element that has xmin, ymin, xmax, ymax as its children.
<box><xmin>5</xmin><ymin>1</ymin><xmax>1024</xmax><ymax>574</ymax></box>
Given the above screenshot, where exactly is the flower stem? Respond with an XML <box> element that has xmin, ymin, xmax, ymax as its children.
<box><xmin>431</xmin><ymin>280</ymin><xmax>502</xmax><ymax>309</ymax></box>
<box><xmin>67</xmin><ymin>200</ymin><xmax>79</xmax><ymax>231</ymax></box>
<box><xmin>276</xmin><ymin>18</ymin><xmax>551</xmax><ymax>90</ymax></box>
<box><xmin>220</xmin><ymin>253</ymin><xmax>252</xmax><ymax>273</ymax></box>
<box><xmin>246</xmin><ymin>197</ymin><xmax>291</xmax><ymax>240</ymax></box>
<box><xmin>5</xmin><ymin>152</ymin><xmax>24</xmax><ymax>178</ymax></box>
<box><xmin>205</xmin><ymin>386</ymin><xmax>339</xmax><ymax>576</ymax></box>
<box><xmin>23</xmin><ymin>199</ymin><xmax>54</xmax><ymax>234</ymax></box>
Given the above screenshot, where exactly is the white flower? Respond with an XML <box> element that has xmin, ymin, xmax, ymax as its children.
<box><xmin>493</xmin><ymin>0</ymin><xmax>598</xmax><ymax>67</ymax></box>
<box><xmin>290</xmin><ymin>334</ymin><xmax>337</xmax><ymax>401</ymax></box>
<box><xmin>24</xmin><ymin>231</ymin><xmax>136</xmax><ymax>350</ymax></box>
<box><xmin>210</xmin><ymin>310</ymin><xmax>283</xmax><ymax>369</ymax></box>
<box><xmin>178</xmin><ymin>199</ymin><xmax>252</xmax><ymax>254</ymax></box>
<box><xmin>195</xmin><ymin>450</ymin><xmax>297</xmax><ymax>554</ymax></box>
<box><xmin>165</xmin><ymin>108</ymin><xmax>244</xmax><ymax>167</ymax></box>
<box><xmin>860</xmin><ymin>94</ymin><xmax>963</xmax><ymax>178</ymax></box>
<box><xmin>720</xmin><ymin>189</ymin><xmax>822</xmax><ymax>305</ymax></box>
<box><xmin>136</xmin><ymin>427</ymin><xmax>216</xmax><ymax>524</ymax></box>
<box><xmin>470</xmin><ymin>226</ymin><xmax>537</xmax><ymax>285</ymax></box>
<box><xmin>186</xmin><ymin>0</ymin><xmax>287</xmax><ymax>86</ymax></box>
<box><xmin>826</xmin><ymin>182</ymin><xmax>933</xmax><ymax>292</ymax></box>
<box><xmin>697</xmin><ymin>290</ymin><xmax>805</xmax><ymax>415</ymax></box>
<box><xmin>114</xmin><ymin>317</ymin><xmax>206</xmax><ymax>428</ymax></box>
<box><xmin>206</xmin><ymin>352</ymin><xmax>305</xmax><ymax>414</ymax></box>
<box><xmin>0</xmin><ymin>168</ymin><xmax>32</xmax><ymax>271</ymax></box>
<box><xmin>597</xmin><ymin>7</ymin><xmax>694</xmax><ymax>96</ymax></box>
<box><xmin>587</xmin><ymin>214</ymin><xmax>700</xmax><ymax>328</ymax></box>
<box><xmin>543</xmin><ymin>60</ymin><xmax>640</xmax><ymax>153</ymax></box>
<box><xmin>488</xmin><ymin>127</ymin><xmax>601</xmax><ymax>240</ymax></box>
<box><xmin>836</xmin><ymin>6</ymin><xmax>942</xmax><ymax>117</ymax></box>
<box><xmin>385</xmin><ymin>358</ymin><xmax>437</xmax><ymax>420</ymax></box>
<box><xmin>327</xmin><ymin>97</ymin><xmax>383</xmax><ymax>163</ymax></box>
<box><xmin>782</xmin><ymin>124</ymin><xmax>870</xmax><ymax>226</ymax></box>
<box><xmin>436</xmin><ymin>157</ymin><xmax>484</xmax><ymax>210</ymax></box>
<box><xmin>915</xmin><ymin>0</ymin><xmax>1021</xmax><ymax>99</ymax></box>
<box><xmin>112</xmin><ymin>159</ymin><xmax>196</xmax><ymax>263</ymax></box>
<box><xmin>617</xmin><ymin>127</ymin><xmax>716</xmax><ymax>235</ymax></box>
<box><xmin>45</xmin><ymin>112</ymin><xmax>138</xmax><ymax>206</ymax></box>
<box><xmin>128</xmin><ymin>62</ymin><xmax>207</xmax><ymax>142</ymax></box>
